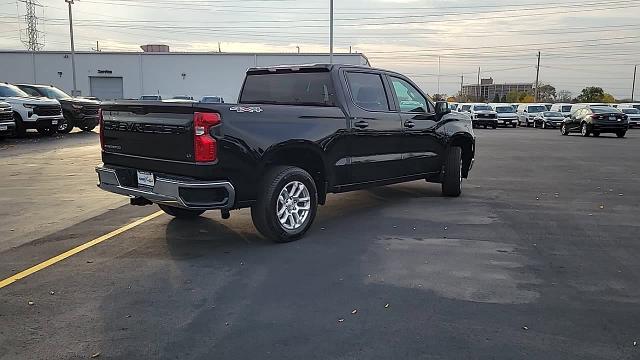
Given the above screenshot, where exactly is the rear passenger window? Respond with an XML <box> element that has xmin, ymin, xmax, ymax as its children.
<box><xmin>346</xmin><ymin>72</ymin><xmax>390</xmax><ymax>112</ymax></box>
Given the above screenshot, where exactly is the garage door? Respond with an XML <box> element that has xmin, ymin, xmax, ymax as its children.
<box><xmin>89</xmin><ymin>77</ymin><xmax>123</xmax><ymax>100</ymax></box>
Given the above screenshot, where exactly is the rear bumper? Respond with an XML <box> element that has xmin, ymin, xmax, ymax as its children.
<box><xmin>96</xmin><ymin>165</ymin><xmax>235</xmax><ymax>210</ymax></box>
<box><xmin>592</xmin><ymin>123</ymin><xmax>629</xmax><ymax>132</ymax></box>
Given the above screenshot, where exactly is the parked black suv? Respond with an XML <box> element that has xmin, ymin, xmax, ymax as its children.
<box><xmin>561</xmin><ymin>106</ymin><xmax>628</xmax><ymax>138</ymax></box>
<box><xmin>96</xmin><ymin>64</ymin><xmax>476</xmax><ymax>242</ymax></box>
<box><xmin>17</xmin><ymin>84</ymin><xmax>101</xmax><ymax>133</ymax></box>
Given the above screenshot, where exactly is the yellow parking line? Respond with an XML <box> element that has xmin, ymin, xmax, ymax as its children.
<box><xmin>0</xmin><ymin>210</ymin><xmax>164</xmax><ymax>290</ymax></box>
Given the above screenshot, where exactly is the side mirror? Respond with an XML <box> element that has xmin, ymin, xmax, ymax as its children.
<box><xmin>436</xmin><ymin>101</ymin><xmax>450</xmax><ymax>115</ymax></box>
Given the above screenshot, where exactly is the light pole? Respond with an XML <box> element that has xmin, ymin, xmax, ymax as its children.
<box><xmin>65</xmin><ymin>0</ymin><xmax>77</xmax><ymax>96</ymax></box>
<box><xmin>329</xmin><ymin>0</ymin><xmax>334</xmax><ymax>64</ymax></box>
<box><xmin>632</xmin><ymin>65</ymin><xmax>637</xmax><ymax>102</ymax></box>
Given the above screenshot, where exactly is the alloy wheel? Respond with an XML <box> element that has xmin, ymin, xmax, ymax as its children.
<box><xmin>276</xmin><ymin>181</ymin><xmax>311</xmax><ymax>231</ymax></box>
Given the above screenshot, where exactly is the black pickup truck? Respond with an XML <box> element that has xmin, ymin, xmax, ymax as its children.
<box><xmin>96</xmin><ymin>64</ymin><xmax>476</xmax><ymax>242</ymax></box>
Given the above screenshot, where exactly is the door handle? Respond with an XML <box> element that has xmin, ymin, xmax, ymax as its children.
<box><xmin>404</xmin><ymin>120</ymin><xmax>416</xmax><ymax>128</ymax></box>
<box><xmin>354</xmin><ymin>120</ymin><xmax>369</xmax><ymax>129</ymax></box>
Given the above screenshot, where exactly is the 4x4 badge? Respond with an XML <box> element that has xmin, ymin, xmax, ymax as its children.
<box><xmin>230</xmin><ymin>106</ymin><xmax>263</xmax><ymax>113</ymax></box>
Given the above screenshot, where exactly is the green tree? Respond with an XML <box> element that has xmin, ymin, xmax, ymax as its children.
<box><xmin>537</xmin><ymin>84</ymin><xmax>556</xmax><ymax>102</ymax></box>
<box><xmin>500</xmin><ymin>94</ymin><xmax>507</xmax><ymax>103</ymax></box>
<box><xmin>577</xmin><ymin>87</ymin><xmax>606</xmax><ymax>102</ymax></box>
<box><xmin>506</xmin><ymin>91</ymin><xmax>520</xmax><ymax>103</ymax></box>
<box><xmin>603</xmin><ymin>93</ymin><xmax>616</xmax><ymax>103</ymax></box>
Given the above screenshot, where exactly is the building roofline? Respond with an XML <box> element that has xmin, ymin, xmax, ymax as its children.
<box><xmin>0</xmin><ymin>50</ymin><xmax>367</xmax><ymax>57</ymax></box>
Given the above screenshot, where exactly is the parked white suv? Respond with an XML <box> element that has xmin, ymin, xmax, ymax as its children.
<box><xmin>0</xmin><ymin>83</ymin><xmax>63</xmax><ymax>136</ymax></box>
<box><xmin>549</xmin><ymin>103</ymin><xmax>573</xmax><ymax>118</ymax></box>
<box><xmin>516</xmin><ymin>103</ymin><xmax>548</xmax><ymax>127</ymax></box>
<box><xmin>0</xmin><ymin>101</ymin><xmax>15</xmax><ymax>138</ymax></box>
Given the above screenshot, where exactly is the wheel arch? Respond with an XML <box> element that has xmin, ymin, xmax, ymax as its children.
<box><xmin>260</xmin><ymin>141</ymin><xmax>329</xmax><ymax>204</ymax></box>
<box><xmin>449</xmin><ymin>133</ymin><xmax>474</xmax><ymax>178</ymax></box>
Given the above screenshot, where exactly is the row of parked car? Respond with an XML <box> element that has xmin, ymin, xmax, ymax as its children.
<box><xmin>0</xmin><ymin>82</ymin><xmax>101</xmax><ymax>139</ymax></box>
<box><xmin>449</xmin><ymin>102</ymin><xmax>640</xmax><ymax>136</ymax></box>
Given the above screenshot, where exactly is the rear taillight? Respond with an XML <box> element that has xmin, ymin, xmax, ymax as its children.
<box><xmin>99</xmin><ymin>109</ymin><xmax>104</xmax><ymax>150</ymax></box>
<box><xmin>194</xmin><ymin>112</ymin><xmax>221</xmax><ymax>162</ymax></box>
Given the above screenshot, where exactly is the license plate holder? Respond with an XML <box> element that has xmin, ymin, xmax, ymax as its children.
<box><xmin>609</xmin><ymin>116</ymin><xmax>616</xmax><ymax>121</ymax></box>
<box><xmin>52</xmin><ymin>120</ymin><xmax>58</xmax><ymax>125</ymax></box>
<box><xmin>137</xmin><ymin>171</ymin><xmax>155</xmax><ymax>188</ymax></box>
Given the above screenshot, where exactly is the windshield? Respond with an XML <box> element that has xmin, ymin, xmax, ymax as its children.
<box><xmin>473</xmin><ymin>105</ymin><xmax>492</xmax><ymax>111</ymax></box>
<box><xmin>527</xmin><ymin>106</ymin><xmax>546</xmax><ymax>113</ymax></box>
<box><xmin>543</xmin><ymin>112</ymin><xmax>563</xmax><ymax>117</ymax></box>
<box><xmin>38</xmin><ymin>86</ymin><xmax>70</xmax><ymax>100</ymax></box>
<box><xmin>495</xmin><ymin>106</ymin><xmax>515</xmax><ymax>113</ymax></box>
<box><xmin>592</xmin><ymin>107</ymin><xmax>620</xmax><ymax>113</ymax></box>
<box><xmin>622</xmin><ymin>108</ymin><xmax>639</xmax><ymax>114</ymax></box>
<box><xmin>461</xmin><ymin>105</ymin><xmax>471</xmax><ymax>111</ymax></box>
<box><xmin>0</xmin><ymin>84</ymin><xmax>29</xmax><ymax>98</ymax></box>
<box><xmin>561</xmin><ymin>105</ymin><xmax>572</xmax><ymax>112</ymax></box>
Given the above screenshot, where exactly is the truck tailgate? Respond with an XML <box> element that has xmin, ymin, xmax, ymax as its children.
<box><xmin>102</xmin><ymin>102</ymin><xmax>196</xmax><ymax>162</ymax></box>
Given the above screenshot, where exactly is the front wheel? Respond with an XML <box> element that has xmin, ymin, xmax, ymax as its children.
<box><xmin>58</xmin><ymin>114</ymin><xmax>74</xmax><ymax>134</ymax></box>
<box><xmin>512</xmin><ymin>123</ymin><xmax>517</xmax><ymax>128</ymax></box>
<box><xmin>442</xmin><ymin>146</ymin><xmax>462</xmax><ymax>197</ymax></box>
<box><xmin>616</xmin><ymin>131</ymin><xmax>626</xmax><ymax>138</ymax></box>
<box><xmin>13</xmin><ymin>113</ymin><xmax>27</xmax><ymax>137</ymax></box>
<box><xmin>158</xmin><ymin>204</ymin><xmax>205</xmax><ymax>218</ymax></box>
<box><xmin>561</xmin><ymin>124</ymin><xmax>569</xmax><ymax>136</ymax></box>
<box><xmin>251</xmin><ymin>166</ymin><xmax>318</xmax><ymax>243</ymax></box>
<box><xmin>581</xmin><ymin>123</ymin><xmax>590</xmax><ymax>137</ymax></box>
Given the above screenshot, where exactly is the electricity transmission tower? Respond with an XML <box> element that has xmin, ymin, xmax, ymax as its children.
<box><xmin>19</xmin><ymin>0</ymin><xmax>45</xmax><ymax>51</ymax></box>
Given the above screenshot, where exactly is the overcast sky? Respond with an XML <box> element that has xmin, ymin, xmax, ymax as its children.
<box><xmin>1</xmin><ymin>0</ymin><xmax>639</xmax><ymax>99</ymax></box>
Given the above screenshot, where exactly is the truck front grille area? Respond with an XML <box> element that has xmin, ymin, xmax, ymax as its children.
<box><xmin>477</xmin><ymin>114</ymin><xmax>497</xmax><ymax>119</ymax></box>
<box><xmin>34</xmin><ymin>105</ymin><xmax>62</xmax><ymax>116</ymax></box>
<box><xmin>82</xmin><ymin>105</ymin><xmax>100</xmax><ymax>115</ymax></box>
<box><xmin>0</xmin><ymin>109</ymin><xmax>12</xmax><ymax>122</ymax></box>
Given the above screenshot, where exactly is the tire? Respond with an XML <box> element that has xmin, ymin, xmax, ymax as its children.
<box><xmin>492</xmin><ymin>124</ymin><xmax>497</xmax><ymax>129</ymax></box>
<box><xmin>37</xmin><ymin>126</ymin><xmax>56</xmax><ymax>136</ymax></box>
<box><xmin>442</xmin><ymin>146</ymin><xmax>462</xmax><ymax>197</ymax></box>
<box><xmin>158</xmin><ymin>204</ymin><xmax>205</xmax><ymax>218</ymax></box>
<box><xmin>533</xmin><ymin>121</ymin><xmax>537</xmax><ymax>128</ymax></box>
<box><xmin>251</xmin><ymin>166</ymin><xmax>318</xmax><ymax>243</ymax></box>
<box><xmin>581</xmin><ymin>122</ymin><xmax>590</xmax><ymax>137</ymax></box>
<box><xmin>561</xmin><ymin>124</ymin><xmax>569</xmax><ymax>136</ymax></box>
<box><xmin>542</xmin><ymin>122</ymin><xmax>546</xmax><ymax>129</ymax></box>
<box><xmin>616</xmin><ymin>131</ymin><xmax>626</xmax><ymax>138</ymax></box>
<box><xmin>593</xmin><ymin>132</ymin><xmax>601</xmax><ymax>137</ymax></box>
<box><xmin>58</xmin><ymin>114</ymin><xmax>74</xmax><ymax>134</ymax></box>
<box><xmin>512</xmin><ymin>123</ymin><xmax>517</xmax><ymax>128</ymax></box>
<box><xmin>13</xmin><ymin>112</ymin><xmax>27</xmax><ymax>137</ymax></box>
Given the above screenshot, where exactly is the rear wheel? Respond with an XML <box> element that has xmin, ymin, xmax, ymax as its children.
<box><xmin>616</xmin><ymin>131</ymin><xmax>626</xmax><ymax>138</ymax></box>
<box><xmin>251</xmin><ymin>166</ymin><xmax>318</xmax><ymax>243</ymax></box>
<box><xmin>158</xmin><ymin>204</ymin><xmax>205</xmax><ymax>218</ymax></box>
<box><xmin>442</xmin><ymin>146</ymin><xmax>462</xmax><ymax>197</ymax></box>
<box><xmin>581</xmin><ymin>122</ymin><xmax>590</xmax><ymax>137</ymax></box>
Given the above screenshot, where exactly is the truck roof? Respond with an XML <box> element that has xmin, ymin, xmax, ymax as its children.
<box><xmin>246</xmin><ymin>63</ymin><xmax>377</xmax><ymax>74</ymax></box>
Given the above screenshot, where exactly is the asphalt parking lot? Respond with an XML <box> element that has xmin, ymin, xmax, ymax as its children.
<box><xmin>1</xmin><ymin>128</ymin><xmax>639</xmax><ymax>359</ymax></box>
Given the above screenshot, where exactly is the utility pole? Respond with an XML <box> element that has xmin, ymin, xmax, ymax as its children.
<box><xmin>329</xmin><ymin>0</ymin><xmax>334</xmax><ymax>64</ymax></box>
<box><xmin>65</xmin><ymin>0</ymin><xmax>78</xmax><ymax>96</ymax></box>
<box><xmin>437</xmin><ymin>56</ymin><xmax>441</xmax><ymax>96</ymax></box>
<box><xmin>477</xmin><ymin>67</ymin><xmax>481</xmax><ymax>102</ymax></box>
<box><xmin>460</xmin><ymin>73</ymin><xmax>464</xmax><ymax>98</ymax></box>
<box><xmin>92</xmin><ymin>40</ymin><xmax>101</xmax><ymax>52</ymax></box>
<box><xmin>19</xmin><ymin>0</ymin><xmax>44</xmax><ymax>51</ymax></box>
<box><xmin>218</xmin><ymin>42</ymin><xmax>221</xmax><ymax>53</ymax></box>
<box><xmin>534</xmin><ymin>51</ymin><xmax>541</xmax><ymax>102</ymax></box>
<box><xmin>632</xmin><ymin>65</ymin><xmax>637</xmax><ymax>102</ymax></box>
<box><xmin>296</xmin><ymin>45</ymin><xmax>300</xmax><ymax>54</ymax></box>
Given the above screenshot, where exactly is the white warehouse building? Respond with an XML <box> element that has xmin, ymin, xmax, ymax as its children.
<box><xmin>0</xmin><ymin>51</ymin><xmax>369</xmax><ymax>102</ymax></box>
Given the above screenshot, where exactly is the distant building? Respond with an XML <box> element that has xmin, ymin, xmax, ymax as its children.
<box><xmin>462</xmin><ymin>78</ymin><xmax>533</xmax><ymax>101</ymax></box>
<box><xmin>0</xmin><ymin>50</ymin><xmax>368</xmax><ymax>102</ymax></box>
